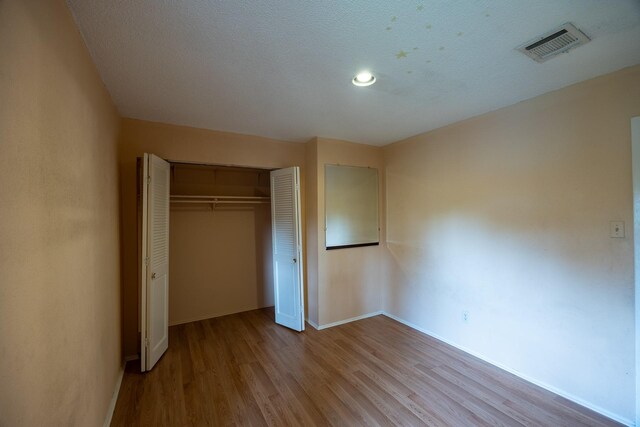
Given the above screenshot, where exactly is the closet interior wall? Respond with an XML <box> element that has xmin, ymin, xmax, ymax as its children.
<box><xmin>169</xmin><ymin>163</ymin><xmax>274</xmax><ymax>325</ymax></box>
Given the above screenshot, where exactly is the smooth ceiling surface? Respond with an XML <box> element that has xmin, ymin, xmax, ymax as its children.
<box><xmin>67</xmin><ymin>1</ymin><xmax>640</xmax><ymax>145</ymax></box>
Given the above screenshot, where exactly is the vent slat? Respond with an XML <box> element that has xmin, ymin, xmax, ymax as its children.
<box><xmin>518</xmin><ymin>23</ymin><xmax>590</xmax><ymax>63</ymax></box>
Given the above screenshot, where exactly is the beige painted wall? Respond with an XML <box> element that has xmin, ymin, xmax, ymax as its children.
<box><xmin>119</xmin><ymin>119</ymin><xmax>305</xmax><ymax>356</ymax></box>
<box><xmin>383</xmin><ymin>65</ymin><xmax>640</xmax><ymax>421</ymax></box>
<box><xmin>305</xmin><ymin>139</ymin><xmax>320</xmax><ymax>325</ymax></box>
<box><xmin>169</xmin><ymin>165</ymin><xmax>274</xmax><ymax>325</ymax></box>
<box><xmin>310</xmin><ymin>138</ymin><xmax>386</xmax><ymax>326</ymax></box>
<box><xmin>0</xmin><ymin>0</ymin><xmax>122</xmax><ymax>425</ymax></box>
<box><xmin>170</xmin><ymin>207</ymin><xmax>273</xmax><ymax>324</ymax></box>
<box><xmin>2</xmin><ymin>1</ymin><xmax>634</xmax><ymax>423</ymax></box>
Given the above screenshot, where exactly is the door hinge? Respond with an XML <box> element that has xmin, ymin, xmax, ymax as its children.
<box><xmin>144</xmin><ymin>257</ymin><xmax>149</xmax><ymax>265</ymax></box>
<box><xmin>145</xmin><ymin>337</ymin><xmax>149</xmax><ymax>348</ymax></box>
<box><xmin>147</xmin><ymin>175</ymin><xmax>151</xmax><ymax>185</ymax></box>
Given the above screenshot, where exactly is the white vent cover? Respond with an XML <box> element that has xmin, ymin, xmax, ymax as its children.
<box><xmin>518</xmin><ymin>23</ymin><xmax>590</xmax><ymax>63</ymax></box>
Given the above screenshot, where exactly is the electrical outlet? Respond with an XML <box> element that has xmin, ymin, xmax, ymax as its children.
<box><xmin>610</xmin><ymin>221</ymin><xmax>625</xmax><ymax>238</ymax></box>
<box><xmin>462</xmin><ymin>311</ymin><xmax>469</xmax><ymax>323</ymax></box>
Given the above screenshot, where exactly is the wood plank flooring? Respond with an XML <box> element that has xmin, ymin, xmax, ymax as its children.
<box><xmin>111</xmin><ymin>308</ymin><xmax>621</xmax><ymax>426</ymax></box>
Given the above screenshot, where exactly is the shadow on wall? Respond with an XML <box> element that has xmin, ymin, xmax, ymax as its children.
<box><xmin>168</xmin><ymin>204</ymin><xmax>274</xmax><ymax>325</ymax></box>
<box><xmin>379</xmin><ymin>65</ymin><xmax>640</xmax><ymax>419</ymax></box>
<box><xmin>383</xmin><ymin>162</ymin><xmax>634</xmax><ymax>417</ymax></box>
<box><xmin>322</xmin><ymin>244</ymin><xmax>383</xmax><ymax>323</ymax></box>
<box><xmin>1</xmin><ymin>1</ymin><xmax>121</xmax><ymax>425</ymax></box>
<box><xmin>254</xmin><ymin>203</ymin><xmax>274</xmax><ymax>308</ymax></box>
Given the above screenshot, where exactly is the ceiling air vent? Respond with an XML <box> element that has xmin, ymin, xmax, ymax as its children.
<box><xmin>518</xmin><ymin>23</ymin><xmax>590</xmax><ymax>63</ymax></box>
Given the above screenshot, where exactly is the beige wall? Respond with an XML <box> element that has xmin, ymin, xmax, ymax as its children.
<box><xmin>0</xmin><ymin>1</ymin><xmax>121</xmax><ymax>425</ymax></box>
<box><xmin>1</xmin><ymin>0</ymin><xmax>634</xmax><ymax>422</ymax></box>
<box><xmin>169</xmin><ymin>165</ymin><xmax>274</xmax><ymax>325</ymax></box>
<box><xmin>310</xmin><ymin>138</ymin><xmax>386</xmax><ymax>326</ymax></box>
<box><xmin>383</xmin><ymin>65</ymin><xmax>640</xmax><ymax>421</ymax></box>
<box><xmin>119</xmin><ymin>119</ymin><xmax>305</xmax><ymax>356</ymax></box>
<box><xmin>170</xmin><ymin>207</ymin><xmax>273</xmax><ymax>324</ymax></box>
<box><xmin>305</xmin><ymin>139</ymin><xmax>320</xmax><ymax>325</ymax></box>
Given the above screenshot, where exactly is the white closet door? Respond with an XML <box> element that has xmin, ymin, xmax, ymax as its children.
<box><xmin>270</xmin><ymin>167</ymin><xmax>304</xmax><ymax>331</ymax></box>
<box><xmin>141</xmin><ymin>153</ymin><xmax>170</xmax><ymax>371</ymax></box>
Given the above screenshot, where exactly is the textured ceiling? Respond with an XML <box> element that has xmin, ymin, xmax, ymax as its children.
<box><xmin>67</xmin><ymin>1</ymin><xmax>640</xmax><ymax>146</ymax></box>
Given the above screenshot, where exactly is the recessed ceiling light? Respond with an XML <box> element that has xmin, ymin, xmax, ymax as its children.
<box><xmin>352</xmin><ymin>71</ymin><xmax>376</xmax><ymax>87</ymax></box>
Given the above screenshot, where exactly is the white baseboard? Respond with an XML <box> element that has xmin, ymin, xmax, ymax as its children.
<box><xmin>316</xmin><ymin>311</ymin><xmax>383</xmax><ymax>330</ymax></box>
<box><xmin>103</xmin><ymin>365</ymin><xmax>125</xmax><ymax>427</ymax></box>
<box><xmin>381</xmin><ymin>311</ymin><xmax>633</xmax><ymax>427</ymax></box>
<box><xmin>305</xmin><ymin>318</ymin><xmax>320</xmax><ymax>330</ymax></box>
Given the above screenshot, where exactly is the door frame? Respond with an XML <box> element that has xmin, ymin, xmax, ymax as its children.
<box><xmin>138</xmin><ymin>157</ymin><xmax>301</xmax><ymax>365</ymax></box>
<box><xmin>631</xmin><ymin>116</ymin><xmax>640</xmax><ymax>425</ymax></box>
<box><xmin>140</xmin><ymin>154</ymin><xmax>150</xmax><ymax>372</ymax></box>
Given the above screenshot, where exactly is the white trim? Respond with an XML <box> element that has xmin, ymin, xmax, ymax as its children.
<box><xmin>103</xmin><ymin>365</ymin><xmax>125</xmax><ymax>427</ymax></box>
<box><xmin>381</xmin><ymin>311</ymin><xmax>633</xmax><ymax>426</ymax></box>
<box><xmin>305</xmin><ymin>318</ymin><xmax>320</xmax><ymax>330</ymax></box>
<box><xmin>631</xmin><ymin>116</ymin><xmax>640</xmax><ymax>427</ymax></box>
<box><xmin>316</xmin><ymin>311</ymin><xmax>383</xmax><ymax>330</ymax></box>
<box><xmin>140</xmin><ymin>154</ymin><xmax>149</xmax><ymax>372</ymax></box>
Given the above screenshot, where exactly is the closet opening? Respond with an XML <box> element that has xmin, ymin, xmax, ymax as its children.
<box><xmin>137</xmin><ymin>156</ymin><xmax>304</xmax><ymax>371</ymax></box>
<box><xmin>168</xmin><ymin>161</ymin><xmax>275</xmax><ymax>327</ymax></box>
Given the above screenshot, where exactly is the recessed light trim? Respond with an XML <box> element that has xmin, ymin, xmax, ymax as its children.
<box><xmin>352</xmin><ymin>71</ymin><xmax>376</xmax><ymax>87</ymax></box>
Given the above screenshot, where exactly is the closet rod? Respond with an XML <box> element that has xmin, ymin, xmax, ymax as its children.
<box><xmin>170</xmin><ymin>200</ymin><xmax>270</xmax><ymax>205</ymax></box>
<box><xmin>170</xmin><ymin>195</ymin><xmax>269</xmax><ymax>200</ymax></box>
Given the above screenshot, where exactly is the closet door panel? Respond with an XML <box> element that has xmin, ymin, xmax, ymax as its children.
<box><xmin>270</xmin><ymin>167</ymin><xmax>304</xmax><ymax>331</ymax></box>
<box><xmin>142</xmin><ymin>153</ymin><xmax>170</xmax><ymax>371</ymax></box>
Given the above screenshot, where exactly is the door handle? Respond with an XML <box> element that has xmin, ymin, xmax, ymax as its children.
<box><xmin>293</xmin><ymin>258</ymin><xmax>297</xmax><ymax>263</ymax></box>
<box><xmin>151</xmin><ymin>272</ymin><xmax>156</xmax><ymax>279</ymax></box>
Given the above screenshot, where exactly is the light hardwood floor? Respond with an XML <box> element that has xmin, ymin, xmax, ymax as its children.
<box><xmin>112</xmin><ymin>308</ymin><xmax>620</xmax><ymax>426</ymax></box>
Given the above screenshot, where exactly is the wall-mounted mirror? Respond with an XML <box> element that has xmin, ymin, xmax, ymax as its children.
<box><xmin>325</xmin><ymin>164</ymin><xmax>379</xmax><ymax>249</ymax></box>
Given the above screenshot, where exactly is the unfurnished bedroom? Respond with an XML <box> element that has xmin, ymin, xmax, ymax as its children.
<box><xmin>1</xmin><ymin>0</ymin><xmax>640</xmax><ymax>426</ymax></box>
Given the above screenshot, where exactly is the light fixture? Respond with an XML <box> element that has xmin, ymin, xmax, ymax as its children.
<box><xmin>352</xmin><ymin>70</ymin><xmax>376</xmax><ymax>87</ymax></box>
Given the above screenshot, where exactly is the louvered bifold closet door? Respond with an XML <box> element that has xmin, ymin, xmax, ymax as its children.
<box><xmin>270</xmin><ymin>167</ymin><xmax>304</xmax><ymax>331</ymax></box>
<box><xmin>146</xmin><ymin>154</ymin><xmax>170</xmax><ymax>369</ymax></box>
